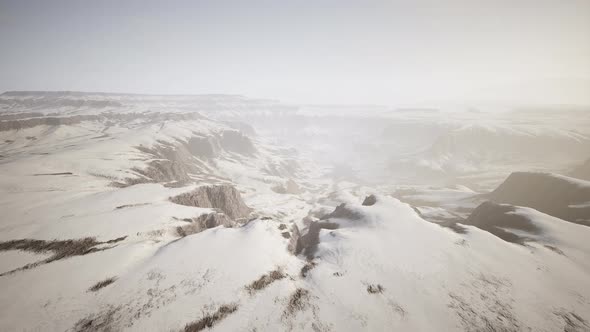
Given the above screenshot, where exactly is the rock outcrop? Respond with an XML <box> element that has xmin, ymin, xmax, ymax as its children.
<box><xmin>487</xmin><ymin>172</ymin><xmax>590</xmax><ymax>226</ymax></box>
<box><xmin>185</xmin><ymin>130</ymin><xmax>256</xmax><ymax>159</ymax></box>
<box><xmin>293</xmin><ymin>199</ymin><xmax>370</xmax><ymax>259</ymax></box>
<box><xmin>115</xmin><ymin>129</ymin><xmax>255</xmax><ymax>187</ymax></box>
<box><xmin>462</xmin><ymin>201</ymin><xmax>541</xmax><ymax>244</ymax></box>
<box><xmin>170</xmin><ymin>185</ymin><xmax>252</xmax><ymax>220</ymax></box>
<box><xmin>176</xmin><ymin>212</ymin><xmax>235</xmax><ymax>237</ymax></box>
<box><xmin>113</xmin><ymin>141</ymin><xmax>199</xmax><ymax>187</ymax></box>
<box><xmin>362</xmin><ymin>194</ymin><xmax>377</xmax><ymax>206</ymax></box>
<box><xmin>320</xmin><ymin>203</ymin><xmax>362</xmax><ymax>221</ymax></box>
<box><xmin>293</xmin><ymin>221</ymin><xmax>339</xmax><ymax>259</ymax></box>
<box><xmin>219</xmin><ymin>130</ymin><xmax>256</xmax><ymax>155</ymax></box>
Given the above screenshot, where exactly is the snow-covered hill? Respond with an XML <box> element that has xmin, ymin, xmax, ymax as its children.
<box><xmin>0</xmin><ymin>92</ymin><xmax>589</xmax><ymax>331</ymax></box>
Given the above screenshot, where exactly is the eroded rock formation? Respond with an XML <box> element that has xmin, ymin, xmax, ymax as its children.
<box><xmin>170</xmin><ymin>185</ymin><xmax>252</xmax><ymax>220</ymax></box>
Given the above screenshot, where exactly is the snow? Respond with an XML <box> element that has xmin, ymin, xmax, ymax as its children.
<box><xmin>1</xmin><ymin>92</ymin><xmax>589</xmax><ymax>331</ymax></box>
<box><xmin>0</xmin><ymin>250</ymin><xmax>51</xmax><ymax>275</ymax></box>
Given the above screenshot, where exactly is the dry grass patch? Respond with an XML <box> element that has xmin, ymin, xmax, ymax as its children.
<box><xmin>89</xmin><ymin>277</ymin><xmax>117</xmax><ymax>292</ymax></box>
<box><xmin>73</xmin><ymin>306</ymin><xmax>120</xmax><ymax>332</ymax></box>
<box><xmin>0</xmin><ymin>236</ymin><xmax>127</xmax><ymax>276</ymax></box>
<box><xmin>115</xmin><ymin>203</ymin><xmax>150</xmax><ymax>210</ymax></box>
<box><xmin>284</xmin><ymin>288</ymin><xmax>310</xmax><ymax>317</ymax></box>
<box><xmin>245</xmin><ymin>268</ymin><xmax>286</xmax><ymax>294</ymax></box>
<box><xmin>554</xmin><ymin>310</ymin><xmax>590</xmax><ymax>332</ymax></box>
<box><xmin>0</xmin><ymin>237</ymin><xmax>101</xmax><ymax>257</ymax></box>
<box><xmin>183</xmin><ymin>303</ymin><xmax>238</xmax><ymax>332</ymax></box>
<box><xmin>367</xmin><ymin>284</ymin><xmax>385</xmax><ymax>294</ymax></box>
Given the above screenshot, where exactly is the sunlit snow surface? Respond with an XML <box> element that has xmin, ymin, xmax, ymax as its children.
<box><xmin>0</xmin><ymin>92</ymin><xmax>589</xmax><ymax>331</ymax></box>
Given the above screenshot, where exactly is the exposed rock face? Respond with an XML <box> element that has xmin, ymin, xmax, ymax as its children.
<box><xmin>113</xmin><ymin>141</ymin><xmax>199</xmax><ymax>187</ymax></box>
<box><xmin>194</xmin><ymin>212</ymin><xmax>234</xmax><ymax>228</ymax></box>
<box><xmin>132</xmin><ymin>160</ymin><xmax>192</xmax><ymax>186</ymax></box>
<box><xmin>463</xmin><ymin>201</ymin><xmax>541</xmax><ymax>244</ymax></box>
<box><xmin>294</xmin><ymin>221</ymin><xmax>339</xmax><ymax>259</ymax></box>
<box><xmin>288</xmin><ymin>224</ymin><xmax>301</xmax><ymax>254</ymax></box>
<box><xmin>320</xmin><ymin>203</ymin><xmax>362</xmax><ymax>220</ymax></box>
<box><xmin>223</xmin><ymin>121</ymin><xmax>256</xmax><ymax>137</ymax></box>
<box><xmin>219</xmin><ymin>130</ymin><xmax>256</xmax><ymax>155</ymax></box>
<box><xmin>184</xmin><ymin>130</ymin><xmax>256</xmax><ymax>159</ymax></box>
<box><xmin>291</xmin><ymin>200</ymin><xmax>370</xmax><ymax>259</ymax></box>
<box><xmin>116</xmin><ymin>129</ymin><xmax>255</xmax><ymax>187</ymax></box>
<box><xmin>170</xmin><ymin>185</ymin><xmax>252</xmax><ymax>220</ymax></box>
<box><xmin>176</xmin><ymin>212</ymin><xmax>235</xmax><ymax>237</ymax></box>
<box><xmin>185</xmin><ymin>136</ymin><xmax>219</xmax><ymax>159</ymax></box>
<box><xmin>362</xmin><ymin>194</ymin><xmax>377</xmax><ymax>206</ymax></box>
<box><xmin>488</xmin><ymin>172</ymin><xmax>590</xmax><ymax>226</ymax></box>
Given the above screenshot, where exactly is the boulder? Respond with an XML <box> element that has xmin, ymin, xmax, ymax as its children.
<box><xmin>362</xmin><ymin>194</ymin><xmax>377</xmax><ymax>206</ymax></box>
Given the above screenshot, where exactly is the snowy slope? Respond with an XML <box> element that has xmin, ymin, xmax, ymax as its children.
<box><xmin>0</xmin><ymin>92</ymin><xmax>589</xmax><ymax>332</ymax></box>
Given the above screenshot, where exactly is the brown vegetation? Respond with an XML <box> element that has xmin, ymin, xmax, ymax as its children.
<box><xmin>0</xmin><ymin>236</ymin><xmax>126</xmax><ymax>276</ymax></box>
<box><xmin>183</xmin><ymin>303</ymin><xmax>238</xmax><ymax>332</ymax></box>
<box><xmin>284</xmin><ymin>288</ymin><xmax>310</xmax><ymax>317</ymax></box>
<box><xmin>245</xmin><ymin>268</ymin><xmax>286</xmax><ymax>294</ymax></box>
<box><xmin>73</xmin><ymin>306</ymin><xmax>120</xmax><ymax>332</ymax></box>
<box><xmin>89</xmin><ymin>277</ymin><xmax>117</xmax><ymax>292</ymax></box>
<box><xmin>115</xmin><ymin>203</ymin><xmax>150</xmax><ymax>209</ymax></box>
<box><xmin>367</xmin><ymin>284</ymin><xmax>385</xmax><ymax>294</ymax></box>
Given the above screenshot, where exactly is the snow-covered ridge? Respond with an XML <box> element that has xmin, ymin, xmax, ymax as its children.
<box><xmin>0</xmin><ymin>92</ymin><xmax>589</xmax><ymax>331</ymax></box>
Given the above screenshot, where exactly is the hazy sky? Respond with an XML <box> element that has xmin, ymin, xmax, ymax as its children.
<box><xmin>1</xmin><ymin>0</ymin><xmax>589</xmax><ymax>105</ymax></box>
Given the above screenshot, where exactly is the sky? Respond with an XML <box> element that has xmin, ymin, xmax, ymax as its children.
<box><xmin>0</xmin><ymin>0</ymin><xmax>589</xmax><ymax>106</ymax></box>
